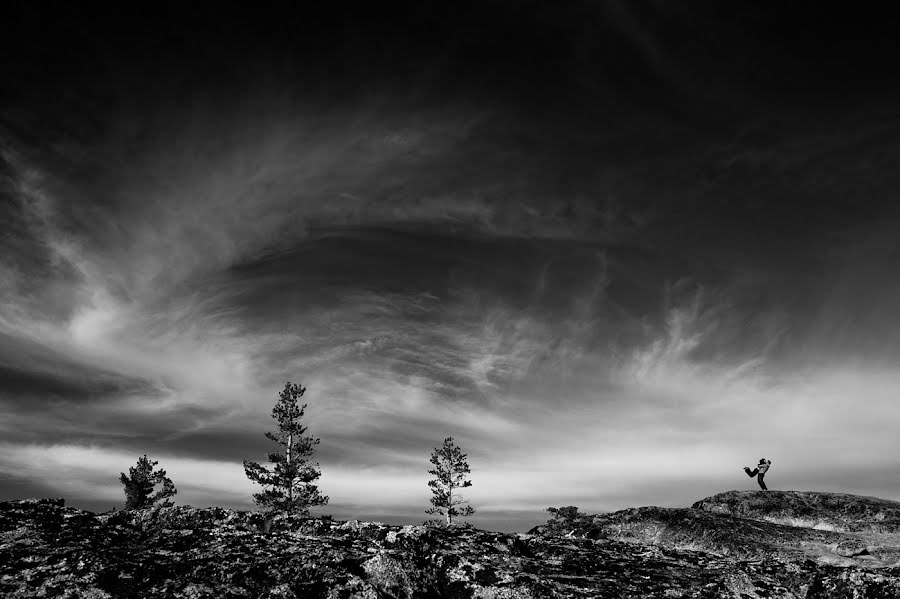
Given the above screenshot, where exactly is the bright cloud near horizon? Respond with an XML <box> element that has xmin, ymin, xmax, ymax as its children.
<box><xmin>2</xmin><ymin>3</ymin><xmax>900</xmax><ymax>531</ymax></box>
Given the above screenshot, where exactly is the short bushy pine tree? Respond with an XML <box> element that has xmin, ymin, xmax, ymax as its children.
<box><xmin>119</xmin><ymin>455</ymin><xmax>177</xmax><ymax>510</ymax></box>
<box><xmin>545</xmin><ymin>505</ymin><xmax>587</xmax><ymax>535</ymax></box>
<box><xmin>243</xmin><ymin>381</ymin><xmax>329</xmax><ymax>514</ymax></box>
<box><xmin>426</xmin><ymin>436</ymin><xmax>475</xmax><ymax>525</ymax></box>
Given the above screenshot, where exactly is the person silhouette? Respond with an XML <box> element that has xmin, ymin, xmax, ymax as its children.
<box><xmin>743</xmin><ymin>458</ymin><xmax>771</xmax><ymax>490</ymax></box>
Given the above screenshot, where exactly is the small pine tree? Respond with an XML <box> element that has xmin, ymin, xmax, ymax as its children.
<box><xmin>544</xmin><ymin>506</ymin><xmax>591</xmax><ymax>537</ymax></box>
<box><xmin>426</xmin><ymin>436</ymin><xmax>475</xmax><ymax>526</ymax></box>
<box><xmin>547</xmin><ymin>506</ymin><xmax>581</xmax><ymax>521</ymax></box>
<box><xmin>243</xmin><ymin>381</ymin><xmax>329</xmax><ymax>514</ymax></box>
<box><xmin>119</xmin><ymin>455</ymin><xmax>177</xmax><ymax>510</ymax></box>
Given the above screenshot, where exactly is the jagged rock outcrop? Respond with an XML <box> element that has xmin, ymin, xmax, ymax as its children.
<box><xmin>3</xmin><ymin>493</ymin><xmax>900</xmax><ymax>598</ymax></box>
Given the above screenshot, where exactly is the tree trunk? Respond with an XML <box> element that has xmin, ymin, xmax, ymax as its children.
<box><xmin>287</xmin><ymin>432</ymin><xmax>293</xmax><ymax>502</ymax></box>
<box><xmin>447</xmin><ymin>470</ymin><xmax>452</xmax><ymax>526</ymax></box>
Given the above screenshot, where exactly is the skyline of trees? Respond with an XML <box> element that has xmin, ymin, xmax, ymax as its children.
<box><xmin>113</xmin><ymin>385</ymin><xmax>486</xmax><ymax>523</ymax></box>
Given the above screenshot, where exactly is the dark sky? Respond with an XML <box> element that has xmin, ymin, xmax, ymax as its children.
<box><xmin>2</xmin><ymin>2</ymin><xmax>900</xmax><ymax>531</ymax></box>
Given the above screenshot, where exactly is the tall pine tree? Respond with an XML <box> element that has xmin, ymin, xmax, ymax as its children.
<box><xmin>119</xmin><ymin>455</ymin><xmax>177</xmax><ymax>510</ymax></box>
<box><xmin>426</xmin><ymin>436</ymin><xmax>475</xmax><ymax>525</ymax></box>
<box><xmin>243</xmin><ymin>381</ymin><xmax>329</xmax><ymax>514</ymax></box>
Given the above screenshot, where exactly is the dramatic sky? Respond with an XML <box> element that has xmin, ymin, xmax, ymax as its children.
<box><xmin>2</xmin><ymin>3</ymin><xmax>900</xmax><ymax>531</ymax></box>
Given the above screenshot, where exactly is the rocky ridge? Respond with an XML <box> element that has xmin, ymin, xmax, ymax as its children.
<box><xmin>534</xmin><ymin>491</ymin><xmax>900</xmax><ymax>568</ymax></box>
<box><xmin>2</xmin><ymin>492</ymin><xmax>900</xmax><ymax>598</ymax></box>
<box><xmin>692</xmin><ymin>490</ymin><xmax>900</xmax><ymax>533</ymax></box>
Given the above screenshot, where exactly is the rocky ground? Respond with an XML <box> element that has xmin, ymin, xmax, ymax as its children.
<box><xmin>3</xmin><ymin>492</ymin><xmax>900</xmax><ymax>598</ymax></box>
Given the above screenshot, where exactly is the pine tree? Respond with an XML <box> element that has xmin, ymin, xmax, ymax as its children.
<box><xmin>243</xmin><ymin>381</ymin><xmax>329</xmax><ymax>514</ymax></box>
<box><xmin>426</xmin><ymin>436</ymin><xmax>475</xmax><ymax>525</ymax></box>
<box><xmin>119</xmin><ymin>455</ymin><xmax>177</xmax><ymax>510</ymax></box>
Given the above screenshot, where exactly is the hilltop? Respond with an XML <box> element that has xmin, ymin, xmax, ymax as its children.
<box><xmin>533</xmin><ymin>490</ymin><xmax>900</xmax><ymax>569</ymax></box>
<box><xmin>692</xmin><ymin>490</ymin><xmax>900</xmax><ymax>533</ymax></box>
<box><xmin>3</xmin><ymin>491</ymin><xmax>900</xmax><ymax>598</ymax></box>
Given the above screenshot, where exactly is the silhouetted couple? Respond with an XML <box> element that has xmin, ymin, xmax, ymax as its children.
<box><xmin>743</xmin><ymin>458</ymin><xmax>771</xmax><ymax>490</ymax></box>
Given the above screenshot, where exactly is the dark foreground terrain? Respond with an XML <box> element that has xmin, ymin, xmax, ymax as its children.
<box><xmin>3</xmin><ymin>491</ymin><xmax>900</xmax><ymax>598</ymax></box>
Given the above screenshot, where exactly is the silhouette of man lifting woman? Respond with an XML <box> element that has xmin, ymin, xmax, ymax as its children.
<box><xmin>743</xmin><ymin>458</ymin><xmax>771</xmax><ymax>490</ymax></box>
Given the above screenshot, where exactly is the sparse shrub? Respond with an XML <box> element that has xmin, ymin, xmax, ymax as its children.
<box><xmin>422</xmin><ymin>518</ymin><xmax>447</xmax><ymax>528</ymax></box>
<box><xmin>547</xmin><ymin>506</ymin><xmax>582</xmax><ymax>521</ymax></box>
<box><xmin>543</xmin><ymin>506</ymin><xmax>593</xmax><ymax>536</ymax></box>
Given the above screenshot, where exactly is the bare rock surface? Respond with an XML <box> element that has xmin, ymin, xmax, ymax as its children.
<box><xmin>3</xmin><ymin>493</ymin><xmax>900</xmax><ymax>598</ymax></box>
<box><xmin>692</xmin><ymin>490</ymin><xmax>900</xmax><ymax>533</ymax></box>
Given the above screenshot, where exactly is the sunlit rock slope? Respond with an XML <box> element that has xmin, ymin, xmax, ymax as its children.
<box><xmin>692</xmin><ymin>490</ymin><xmax>900</xmax><ymax>533</ymax></box>
<box><xmin>3</xmin><ymin>492</ymin><xmax>900</xmax><ymax>598</ymax></box>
